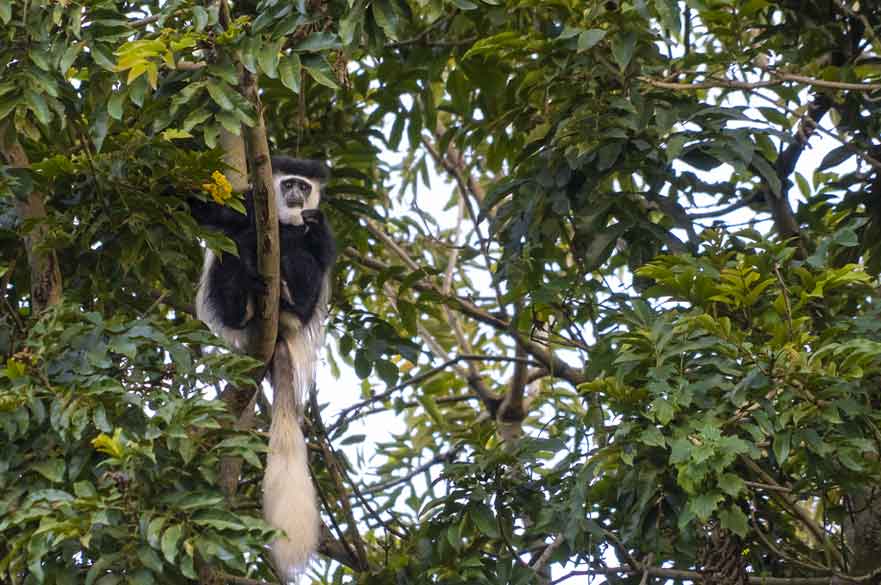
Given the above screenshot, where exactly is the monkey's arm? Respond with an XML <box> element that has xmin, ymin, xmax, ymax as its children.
<box><xmin>301</xmin><ymin>209</ymin><xmax>337</xmax><ymax>269</ymax></box>
<box><xmin>189</xmin><ymin>196</ymin><xmax>253</xmax><ymax>234</ymax></box>
<box><xmin>207</xmin><ymin>251</ymin><xmax>254</xmax><ymax>329</ymax></box>
<box><xmin>278</xmin><ymin>246</ymin><xmax>325</xmax><ymax>324</ymax></box>
<box><xmin>206</xmin><ymin>229</ymin><xmax>267</xmax><ymax>329</ymax></box>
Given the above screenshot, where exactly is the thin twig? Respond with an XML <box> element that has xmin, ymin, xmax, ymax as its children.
<box><xmin>740</xmin><ymin>456</ymin><xmax>845</xmax><ymax>568</ymax></box>
<box><xmin>750</xmin><ymin>502</ymin><xmax>831</xmax><ymax>574</ymax></box>
<box><xmin>744</xmin><ymin>479</ymin><xmax>793</xmax><ymax>493</ymax></box>
<box><xmin>361</xmin><ymin>449</ymin><xmax>458</xmax><ymax>495</ymax></box>
<box><xmin>531</xmin><ymin>533</ymin><xmax>564</xmax><ymax>575</ymax></box>
<box><xmin>328</xmin><ymin>353</ymin><xmax>543</xmax><ymax>433</ymax></box>
<box><xmin>639</xmin><ymin>72</ymin><xmax>881</xmax><ymax>92</ymax></box>
<box><xmin>550</xmin><ymin>565</ymin><xmax>854</xmax><ymax>585</ymax></box>
<box><xmin>309</xmin><ymin>391</ymin><xmax>369</xmax><ymax>568</ymax></box>
<box><xmin>831</xmin><ymin>0</ymin><xmax>881</xmax><ymax>53</ymax></box>
<box><xmin>345</xmin><ymin>248</ymin><xmax>587</xmax><ymax>386</ymax></box>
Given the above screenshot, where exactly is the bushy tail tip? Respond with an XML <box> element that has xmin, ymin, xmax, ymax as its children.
<box><xmin>263</xmin><ymin>409</ymin><xmax>320</xmax><ymax>580</ymax></box>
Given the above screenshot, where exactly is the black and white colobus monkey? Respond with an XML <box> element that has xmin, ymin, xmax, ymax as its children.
<box><xmin>191</xmin><ymin>156</ymin><xmax>335</xmax><ymax>579</ymax></box>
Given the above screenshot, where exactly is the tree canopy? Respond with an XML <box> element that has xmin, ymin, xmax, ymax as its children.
<box><xmin>2</xmin><ymin>1</ymin><xmax>881</xmax><ymax>584</ymax></box>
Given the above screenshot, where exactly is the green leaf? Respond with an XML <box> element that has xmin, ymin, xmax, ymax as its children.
<box><xmin>90</xmin><ymin>107</ymin><xmax>109</xmax><ymax>153</ymax></box>
<box><xmin>182</xmin><ymin>108</ymin><xmax>212</xmax><ymax>131</ymax></box>
<box><xmin>215</xmin><ymin>110</ymin><xmax>242</xmax><ymax>134</ymax></box>
<box><xmin>206</xmin><ymin>81</ymin><xmax>234</xmax><ymax>111</ymax></box>
<box><xmin>191</xmin><ymin>510</ymin><xmax>246</xmax><ymax>531</ymax></box>
<box><xmin>417</xmin><ymin>394</ymin><xmax>444</xmax><ymax>424</ymax></box>
<box><xmin>177</xmin><ymin>493</ymin><xmax>224</xmax><ymax>510</ymax></box>
<box><xmin>206</xmin><ymin>63</ymin><xmax>239</xmax><ymax>86</ymax></box>
<box><xmin>651</xmin><ymin>397</ymin><xmax>675</xmax><ymax>425</ymax></box>
<box><xmin>192</xmin><ymin>6</ymin><xmax>208</xmax><ymax>31</ymax></box>
<box><xmin>291</xmin><ymin>32</ymin><xmax>342</xmax><ymax>52</ymax></box>
<box><xmin>0</xmin><ymin>0</ymin><xmax>10</xmax><ymax>24</ymax></box>
<box><xmin>375</xmin><ymin>359</ymin><xmax>399</xmax><ymax>386</ymax></box>
<box><xmin>718</xmin><ymin>506</ymin><xmax>749</xmax><ymax>537</ymax></box>
<box><xmin>470</xmin><ymin>503</ymin><xmax>499</xmax><ymax>538</ymax></box>
<box><xmin>301</xmin><ymin>55</ymin><xmax>338</xmax><ymax>89</ymax></box>
<box><xmin>449</xmin><ymin>0</ymin><xmax>478</xmax><ymax>9</ymax></box>
<box><xmin>578</xmin><ymin>29</ymin><xmax>606</xmax><ymax>51</ymax></box>
<box><xmin>160</xmin><ymin>524</ymin><xmax>183</xmax><ymax>563</ymax></box>
<box><xmin>136</xmin><ymin>546</ymin><xmax>164</xmax><ymax>573</ymax></box>
<box><xmin>463</xmin><ymin>32</ymin><xmax>527</xmax><ymax>60</ymax></box>
<box><xmin>25</xmin><ymin>90</ymin><xmax>51</xmax><ymax>125</ymax></box>
<box><xmin>257</xmin><ymin>41</ymin><xmax>281</xmax><ymax>79</ymax></box>
<box><xmin>717</xmin><ymin>473</ymin><xmax>745</xmax><ymax>497</ymax></box>
<box><xmin>818</xmin><ymin>145</ymin><xmax>851</xmax><ymax>171</ymax></box>
<box><xmin>30</xmin><ymin>50</ymin><xmax>51</xmax><ymax>71</ymax></box>
<box><xmin>611</xmin><ymin>32</ymin><xmax>637</xmax><ymax>69</ymax></box>
<box><xmin>91</xmin><ymin>44</ymin><xmax>116</xmax><ymax>71</ymax></box>
<box><xmin>372</xmin><ymin>0</ymin><xmax>398</xmax><ymax>41</ymax></box>
<box><xmin>107</xmin><ymin>92</ymin><xmax>125</xmax><ymax>120</ymax></box>
<box><xmin>669</xmin><ymin>438</ymin><xmax>691</xmax><ymax>464</ymax></box>
<box><xmin>32</xmin><ymin>459</ymin><xmax>65</xmax><ymax>482</ymax></box>
<box><xmin>751</xmin><ymin>155</ymin><xmax>782</xmax><ymax>197</ymax></box>
<box><xmin>146</xmin><ymin>517</ymin><xmax>166</xmax><ymax>549</ymax></box>
<box><xmin>128</xmin><ymin>76</ymin><xmax>148</xmax><ymax>106</ymax></box>
<box><xmin>353</xmin><ymin>350</ymin><xmax>371</xmax><ymax>378</ymax></box>
<box><xmin>60</xmin><ymin>43</ymin><xmax>81</xmax><ymax>74</ymax></box>
<box><xmin>85</xmin><ymin>555</ymin><xmax>117</xmax><ymax>585</ymax></box>
<box><xmin>773</xmin><ymin>431</ymin><xmax>790</xmax><ymax>466</ymax></box>
<box><xmin>640</xmin><ymin>426</ymin><xmax>666</xmax><ymax>447</ymax></box>
<box><xmin>129</xmin><ymin>569</ymin><xmax>155</xmax><ymax>585</ymax></box>
<box><xmin>27</xmin><ymin>534</ymin><xmax>48</xmax><ymax>582</ymax></box>
<box><xmin>0</xmin><ymin>95</ymin><xmax>19</xmax><ymax>121</ymax></box>
<box><xmin>340</xmin><ymin>434</ymin><xmax>366</xmax><ymax>445</ymax></box>
<box><xmin>688</xmin><ymin>492</ymin><xmax>723</xmax><ymax>522</ymax></box>
<box><xmin>279</xmin><ymin>54</ymin><xmax>301</xmax><ymax>93</ymax></box>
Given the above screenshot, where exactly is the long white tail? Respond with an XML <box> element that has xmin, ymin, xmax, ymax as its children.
<box><xmin>263</xmin><ymin>336</ymin><xmax>320</xmax><ymax>581</ymax></box>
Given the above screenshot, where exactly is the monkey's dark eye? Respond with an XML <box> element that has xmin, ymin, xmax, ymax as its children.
<box><xmin>282</xmin><ymin>179</ymin><xmax>295</xmax><ymax>190</ymax></box>
<box><xmin>296</xmin><ymin>180</ymin><xmax>311</xmax><ymax>194</ymax></box>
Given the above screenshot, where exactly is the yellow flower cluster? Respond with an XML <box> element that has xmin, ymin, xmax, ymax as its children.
<box><xmin>202</xmin><ymin>170</ymin><xmax>233</xmax><ymax>205</ymax></box>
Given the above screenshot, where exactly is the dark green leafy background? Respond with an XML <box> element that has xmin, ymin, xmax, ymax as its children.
<box><xmin>2</xmin><ymin>0</ymin><xmax>881</xmax><ymax>584</ymax></box>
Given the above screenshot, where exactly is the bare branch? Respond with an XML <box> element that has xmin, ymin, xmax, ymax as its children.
<box><xmin>309</xmin><ymin>391</ymin><xmax>369</xmax><ymax>568</ymax></box>
<box><xmin>531</xmin><ymin>533</ymin><xmax>564</xmax><ymax>576</ymax></box>
<box><xmin>175</xmin><ymin>60</ymin><xmax>208</xmax><ymax>71</ymax></box>
<box><xmin>498</xmin><ymin>338</ymin><xmax>527</xmax><ymax>440</ymax></box>
<box><xmin>552</xmin><ymin>566</ymin><xmax>842</xmax><ymax>585</ymax></box>
<box><xmin>639</xmin><ymin>72</ymin><xmax>881</xmax><ymax>92</ymax></box>
<box><xmin>316</xmin><ymin>524</ymin><xmax>367</xmax><ymax>571</ymax></box>
<box><xmin>438</xmin><ymin>198</ymin><xmax>498</xmax><ymax>413</ymax></box>
<box><xmin>831</xmin><ymin>0</ymin><xmax>881</xmax><ymax>50</ymax></box>
<box><xmin>740</xmin><ymin>456</ymin><xmax>845</xmax><ymax>568</ymax></box>
<box><xmin>361</xmin><ymin>449</ymin><xmax>457</xmax><ymax>495</ymax></box>
<box><xmin>131</xmin><ymin>14</ymin><xmax>161</xmax><ymax>28</ymax></box>
<box><xmin>344</xmin><ymin>247</ymin><xmax>587</xmax><ymax>386</ymax></box>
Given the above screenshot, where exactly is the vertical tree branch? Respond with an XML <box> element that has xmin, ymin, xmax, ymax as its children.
<box><xmin>208</xmin><ymin>0</ymin><xmax>269</xmax><ymax>507</ymax></box>
<box><xmin>439</xmin><ymin>199</ymin><xmax>496</xmax><ymax>412</ymax></box>
<box><xmin>0</xmin><ymin>123</ymin><xmax>62</xmax><ymax>313</ymax></box>
<box><xmin>219</xmin><ymin>128</ymin><xmax>249</xmax><ymax>193</ymax></box>
<box><xmin>241</xmin><ymin>70</ymin><xmax>280</xmax><ymax>366</ymax></box>
<box><xmin>214</xmin><ymin>0</ymin><xmax>248</xmax><ymax>193</ymax></box>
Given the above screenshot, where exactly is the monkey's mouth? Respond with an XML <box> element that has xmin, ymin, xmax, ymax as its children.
<box><xmin>284</xmin><ymin>196</ymin><xmax>305</xmax><ymax>208</ymax></box>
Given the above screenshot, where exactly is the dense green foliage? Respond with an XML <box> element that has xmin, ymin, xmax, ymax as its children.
<box><xmin>2</xmin><ymin>1</ymin><xmax>881</xmax><ymax>584</ymax></box>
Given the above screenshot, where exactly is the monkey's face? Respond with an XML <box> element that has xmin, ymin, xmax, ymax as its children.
<box><xmin>274</xmin><ymin>174</ymin><xmax>322</xmax><ymax>226</ymax></box>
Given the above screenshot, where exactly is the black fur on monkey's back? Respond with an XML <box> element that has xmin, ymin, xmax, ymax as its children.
<box><xmin>190</xmin><ymin>157</ymin><xmax>335</xmax><ymax>333</ymax></box>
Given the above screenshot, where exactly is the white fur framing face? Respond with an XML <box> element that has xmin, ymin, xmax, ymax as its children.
<box><xmin>273</xmin><ymin>174</ymin><xmax>322</xmax><ymax>226</ymax></box>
